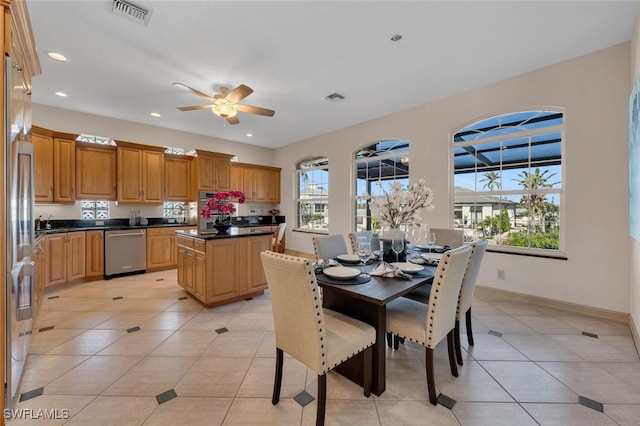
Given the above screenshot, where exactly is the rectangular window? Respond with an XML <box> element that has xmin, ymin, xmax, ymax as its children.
<box><xmin>452</xmin><ymin>111</ymin><xmax>563</xmax><ymax>255</ymax></box>
<box><xmin>295</xmin><ymin>156</ymin><xmax>329</xmax><ymax>232</ymax></box>
<box><xmin>81</xmin><ymin>200</ymin><xmax>109</xmax><ymax>219</ymax></box>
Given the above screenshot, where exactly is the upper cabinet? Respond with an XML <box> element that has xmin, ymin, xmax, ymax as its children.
<box><xmin>116</xmin><ymin>141</ymin><xmax>165</xmax><ymax>204</ymax></box>
<box><xmin>194</xmin><ymin>149</ymin><xmax>233</xmax><ymax>192</ymax></box>
<box><xmin>164</xmin><ymin>154</ymin><xmax>194</xmax><ymax>201</ymax></box>
<box><xmin>53</xmin><ymin>135</ymin><xmax>77</xmax><ymax>203</ymax></box>
<box><xmin>76</xmin><ymin>142</ymin><xmax>117</xmax><ymax>200</ymax></box>
<box><xmin>231</xmin><ymin>163</ymin><xmax>281</xmax><ymax>203</ymax></box>
<box><xmin>32</xmin><ymin>126</ymin><xmax>54</xmax><ymax>202</ymax></box>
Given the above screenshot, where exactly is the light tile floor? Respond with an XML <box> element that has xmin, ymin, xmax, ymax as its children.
<box><xmin>9</xmin><ymin>269</ymin><xmax>640</xmax><ymax>425</ymax></box>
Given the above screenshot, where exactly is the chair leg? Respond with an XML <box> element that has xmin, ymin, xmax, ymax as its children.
<box><xmin>393</xmin><ymin>334</ymin><xmax>400</xmax><ymax>350</ymax></box>
<box><xmin>272</xmin><ymin>348</ymin><xmax>283</xmax><ymax>405</ymax></box>
<box><xmin>466</xmin><ymin>307</ymin><xmax>474</xmax><ymax>346</ymax></box>
<box><xmin>386</xmin><ymin>332</ymin><xmax>393</xmax><ymax>348</ymax></box>
<box><xmin>454</xmin><ymin>319</ymin><xmax>464</xmax><ymax>366</ymax></box>
<box><xmin>317</xmin><ymin>374</ymin><xmax>327</xmax><ymax>426</ymax></box>
<box><xmin>447</xmin><ymin>330</ymin><xmax>458</xmax><ymax>377</ymax></box>
<box><xmin>425</xmin><ymin>347</ymin><xmax>438</xmax><ymax>405</ymax></box>
<box><xmin>363</xmin><ymin>345</ymin><xmax>372</xmax><ymax>398</ymax></box>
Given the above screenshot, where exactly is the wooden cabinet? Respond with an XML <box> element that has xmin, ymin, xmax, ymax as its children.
<box><xmin>147</xmin><ymin>226</ymin><xmax>196</xmax><ymax>271</ymax></box>
<box><xmin>53</xmin><ymin>136</ymin><xmax>77</xmax><ymax>203</ymax></box>
<box><xmin>76</xmin><ymin>142</ymin><xmax>117</xmax><ymax>200</ymax></box>
<box><xmin>32</xmin><ymin>126</ymin><xmax>54</xmax><ymax>202</ymax></box>
<box><xmin>194</xmin><ymin>149</ymin><xmax>233</xmax><ymax>192</ymax></box>
<box><xmin>231</xmin><ymin>162</ymin><xmax>281</xmax><ymax>203</ymax></box>
<box><xmin>85</xmin><ymin>230</ymin><xmax>104</xmax><ymax>278</ymax></box>
<box><xmin>116</xmin><ymin>141</ymin><xmax>165</xmax><ymax>204</ymax></box>
<box><xmin>230</xmin><ymin>163</ymin><xmax>243</xmax><ymax>192</ymax></box>
<box><xmin>45</xmin><ymin>231</ymin><xmax>86</xmax><ymax>286</ymax></box>
<box><xmin>176</xmin><ymin>233</ymin><xmax>271</xmax><ymax>306</ymax></box>
<box><xmin>164</xmin><ymin>154</ymin><xmax>194</xmax><ymax>201</ymax></box>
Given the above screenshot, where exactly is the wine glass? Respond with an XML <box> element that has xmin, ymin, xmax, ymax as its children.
<box><xmin>425</xmin><ymin>232</ymin><xmax>436</xmax><ymax>251</ymax></box>
<box><xmin>356</xmin><ymin>241</ymin><xmax>372</xmax><ymax>277</ymax></box>
<box><xmin>391</xmin><ymin>238</ymin><xmax>404</xmax><ymax>263</ymax></box>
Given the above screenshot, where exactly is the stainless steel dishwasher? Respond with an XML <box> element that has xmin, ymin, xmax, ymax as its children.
<box><xmin>105</xmin><ymin>229</ymin><xmax>147</xmax><ymax>278</ymax></box>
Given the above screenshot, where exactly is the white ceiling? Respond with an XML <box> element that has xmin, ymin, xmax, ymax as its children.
<box><xmin>27</xmin><ymin>0</ymin><xmax>639</xmax><ymax>149</ymax></box>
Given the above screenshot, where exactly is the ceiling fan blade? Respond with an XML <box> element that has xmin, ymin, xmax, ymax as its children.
<box><xmin>235</xmin><ymin>104</ymin><xmax>275</xmax><ymax>117</ymax></box>
<box><xmin>226</xmin><ymin>84</ymin><xmax>253</xmax><ymax>103</ymax></box>
<box><xmin>173</xmin><ymin>82</ymin><xmax>215</xmax><ymax>102</ymax></box>
<box><xmin>226</xmin><ymin>115</ymin><xmax>240</xmax><ymax>125</ymax></box>
<box><xmin>177</xmin><ymin>104</ymin><xmax>213</xmax><ymax>111</ymax></box>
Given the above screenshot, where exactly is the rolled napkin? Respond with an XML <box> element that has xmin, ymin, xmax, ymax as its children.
<box><xmin>434</xmin><ymin>244</ymin><xmax>453</xmax><ymax>254</ymax></box>
<box><xmin>370</xmin><ymin>262</ymin><xmax>412</xmax><ymax>279</ymax></box>
<box><xmin>414</xmin><ymin>256</ymin><xmax>439</xmax><ymax>266</ymax></box>
<box><xmin>314</xmin><ymin>259</ymin><xmax>341</xmax><ymax>273</ymax></box>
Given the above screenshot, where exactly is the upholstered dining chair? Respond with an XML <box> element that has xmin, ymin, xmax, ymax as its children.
<box><xmin>454</xmin><ymin>239</ymin><xmax>488</xmax><ymax>366</ymax></box>
<box><xmin>272</xmin><ymin>222</ymin><xmax>287</xmax><ymax>253</ymax></box>
<box><xmin>430</xmin><ymin>227</ymin><xmax>464</xmax><ymax>248</ymax></box>
<box><xmin>260</xmin><ymin>251</ymin><xmax>376</xmax><ymax>426</ymax></box>
<box><xmin>312</xmin><ymin>234</ymin><xmax>349</xmax><ymax>261</ymax></box>
<box><xmin>385</xmin><ymin>245</ymin><xmax>472</xmax><ymax>405</ymax></box>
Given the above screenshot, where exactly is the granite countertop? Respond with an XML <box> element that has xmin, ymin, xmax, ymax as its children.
<box><xmin>35</xmin><ymin>223</ymin><xmax>196</xmax><ymax>241</ymax></box>
<box><xmin>176</xmin><ymin>227</ymin><xmax>273</xmax><ymax>240</ymax></box>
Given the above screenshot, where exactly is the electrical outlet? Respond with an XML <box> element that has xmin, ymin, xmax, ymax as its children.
<box><xmin>95</xmin><ymin>220</ymin><xmax>105</xmax><ymax>226</ymax></box>
<box><xmin>168</xmin><ymin>218</ymin><xmax>176</xmax><ymax>224</ymax></box>
<box><xmin>497</xmin><ymin>269</ymin><xmax>505</xmax><ymax>280</ymax></box>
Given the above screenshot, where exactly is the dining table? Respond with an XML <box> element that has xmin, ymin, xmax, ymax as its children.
<box><xmin>315</xmin><ymin>260</ymin><xmax>436</xmax><ymax>396</ymax></box>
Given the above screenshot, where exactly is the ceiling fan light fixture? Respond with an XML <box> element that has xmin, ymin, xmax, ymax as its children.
<box><xmin>211</xmin><ymin>103</ymin><xmax>237</xmax><ymax>118</ymax></box>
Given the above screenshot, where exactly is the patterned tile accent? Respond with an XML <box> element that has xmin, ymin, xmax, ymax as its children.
<box><xmin>127</xmin><ymin>326</ymin><xmax>141</xmax><ymax>333</ymax></box>
<box><xmin>156</xmin><ymin>389</ymin><xmax>178</xmax><ymax>405</ymax></box>
<box><xmin>581</xmin><ymin>331</ymin><xmax>598</xmax><ymax>338</ymax></box>
<box><xmin>437</xmin><ymin>393</ymin><xmax>456</xmax><ymax>409</ymax></box>
<box><xmin>113</xmin><ymin>296</ymin><xmax>124</xmax><ymax>300</ymax></box>
<box><xmin>488</xmin><ymin>330</ymin><xmax>503</xmax><ymax>338</ymax></box>
<box><xmin>578</xmin><ymin>395</ymin><xmax>603</xmax><ymax>412</ymax></box>
<box><xmin>47</xmin><ymin>295</ymin><xmax>60</xmax><ymax>300</ymax></box>
<box><xmin>293</xmin><ymin>390</ymin><xmax>314</xmax><ymax>407</ymax></box>
<box><xmin>215</xmin><ymin>327</ymin><xmax>229</xmax><ymax>334</ymax></box>
<box><xmin>178</xmin><ymin>296</ymin><xmax>188</xmax><ymax>300</ymax></box>
<box><xmin>38</xmin><ymin>326</ymin><xmax>54</xmax><ymax>332</ymax></box>
<box><xmin>19</xmin><ymin>387</ymin><xmax>43</xmax><ymax>402</ymax></box>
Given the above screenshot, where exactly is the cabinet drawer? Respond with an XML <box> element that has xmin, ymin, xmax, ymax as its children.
<box><xmin>148</xmin><ymin>227</ymin><xmax>175</xmax><ymax>237</ymax></box>
<box><xmin>193</xmin><ymin>239</ymin><xmax>206</xmax><ymax>252</ymax></box>
<box><xmin>176</xmin><ymin>235</ymin><xmax>194</xmax><ymax>248</ymax></box>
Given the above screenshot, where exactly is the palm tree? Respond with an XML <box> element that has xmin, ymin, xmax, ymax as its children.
<box><xmin>513</xmin><ymin>168</ymin><xmax>559</xmax><ymax>233</ymax></box>
<box><xmin>480</xmin><ymin>171</ymin><xmax>502</xmax><ymax>191</ymax></box>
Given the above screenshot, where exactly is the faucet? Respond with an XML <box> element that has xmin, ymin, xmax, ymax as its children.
<box><xmin>46</xmin><ymin>214</ymin><xmax>53</xmax><ymax>230</ymax></box>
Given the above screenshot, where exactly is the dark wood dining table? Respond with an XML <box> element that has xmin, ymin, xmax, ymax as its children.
<box><xmin>316</xmin><ymin>263</ymin><xmax>435</xmax><ymax>396</ymax></box>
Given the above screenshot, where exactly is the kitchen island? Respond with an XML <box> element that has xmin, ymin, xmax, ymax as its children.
<box><xmin>175</xmin><ymin>228</ymin><xmax>273</xmax><ymax>307</ymax></box>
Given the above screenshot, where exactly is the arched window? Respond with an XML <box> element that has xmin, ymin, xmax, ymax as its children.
<box><xmin>354</xmin><ymin>139</ymin><xmax>409</xmax><ymax>232</ymax></box>
<box><xmin>295</xmin><ymin>156</ymin><xmax>329</xmax><ymax>232</ymax></box>
<box><xmin>452</xmin><ymin>110</ymin><xmax>564</xmax><ymax>255</ymax></box>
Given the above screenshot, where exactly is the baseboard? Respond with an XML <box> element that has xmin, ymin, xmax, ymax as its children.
<box><xmin>475</xmin><ymin>285</ymin><xmax>630</xmax><ymax>324</ymax></box>
<box><xmin>631</xmin><ymin>315</ymin><xmax>640</xmax><ymax>357</ymax></box>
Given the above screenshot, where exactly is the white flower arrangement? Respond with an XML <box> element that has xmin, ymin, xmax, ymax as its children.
<box><xmin>367</xmin><ymin>179</ymin><xmax>434</xmax><ymax>229</ymax></box>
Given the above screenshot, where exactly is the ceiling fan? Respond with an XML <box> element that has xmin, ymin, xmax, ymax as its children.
<box><xmin>173</xmin><ymin>83</ymin><xmax>275</xmax><ymax>125</ymax></box>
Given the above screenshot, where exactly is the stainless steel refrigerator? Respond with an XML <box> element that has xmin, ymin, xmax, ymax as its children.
<box><xmin>4</xmin><ymin>52</ymin><xmax>35</xmax><ymax>409</ymax></box>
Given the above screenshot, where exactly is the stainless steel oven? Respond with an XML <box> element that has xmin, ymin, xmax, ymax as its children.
<box><xmin>198</xmin><ymin>191</ymin><xmax>217</xmax><ymax>233</ymax></box>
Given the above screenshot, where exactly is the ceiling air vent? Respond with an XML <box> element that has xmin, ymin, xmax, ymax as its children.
<box><xmin>323</xmin><ymin>92</ymin><xmax>345</xmax><ymax>102</ymax></box>
<box><xmin>111</xmin><ymin>0</ymin><xmax>152</xmax><ymax>26</ymax></box>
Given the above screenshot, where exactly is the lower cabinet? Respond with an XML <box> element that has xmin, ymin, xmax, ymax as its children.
<box><xmin>147</xmin><ymin>226</ymin><xmax>195</xmax><ymax>271</ymax></box>
<box><xmin>176</xmin><ymin>234</ymin><xmax>271</xmax><ymax>306</ymax></box>
<box><xmin>46</xmin><ymin>231</ymin><xmax>86</xmax><ymax>286</ymax></box>
<box><xmin>85</xmin><ymin>230</ymin><xmax>104</xmax><ymax>278</ymax></box>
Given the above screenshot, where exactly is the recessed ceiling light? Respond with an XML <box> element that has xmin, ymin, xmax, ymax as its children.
<box><xmin>47</xmin><ymin>51</ymin><xmax>69</xmax><ymax>62</ymax></box>
<box><xmin>55</xmin><ymin>91</ymin><xmax>67</xmax><ymax>97</ymax></box>
<box><xmin>150</xmin><ymin>112</ymin><xmax>161</xmax><ymax>117</ymax></box>
<box><xmin>390</xmin><ymin>34</ymin><xmax>402</xmax><ymax>42</ymax></box>
<box><xmin>246</xmin><ymin>133</ymin><xmax>253</xmax><ymax>137</ymax></box>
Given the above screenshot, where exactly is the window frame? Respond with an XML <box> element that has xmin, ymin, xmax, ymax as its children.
<box><xmin>294</xmin><ymin>156</ymin><xmax>329</xmax><ymax>234</ymax></box>
<box><xmin>451</xmin><ymin>109</ymin><xmax>566</xmax><ymax>258</ymax></box>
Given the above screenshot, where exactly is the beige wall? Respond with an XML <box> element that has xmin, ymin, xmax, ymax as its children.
<box><xmin>630</xmin><ymin>12</ymin><xmax>640</xmax><ymax>345</ymax></box>
<box><xmin>275</xmin><ymin>43</ymin><xmax>631</xmax><ymax>313</ymax></box>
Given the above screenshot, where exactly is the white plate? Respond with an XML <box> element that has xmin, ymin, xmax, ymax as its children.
<box><xmin>337</xmin><ymin>254</ymin><xmax>361</xmax><ymax>263</ymax></box>
<box><xmin>323</xmin><ymin>267</ymin><xmax>361</xmax><ymax>280</ymax></box>
<box><xmin>391</xmin><ymin>262</ymin><xmax>424</xmax><ymax>273</ymax></box>
<box><xmin>421</xmin><ymin>253</ymin><xmax>443</xmax><ymax>260</ymax></box>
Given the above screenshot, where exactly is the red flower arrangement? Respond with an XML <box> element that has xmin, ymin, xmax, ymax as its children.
<box><xmin>200</xmin><ymin>190</ymin><xmax>246</xmax><ymax>225</ymax></box>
